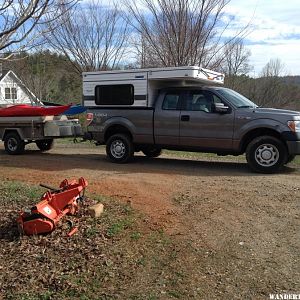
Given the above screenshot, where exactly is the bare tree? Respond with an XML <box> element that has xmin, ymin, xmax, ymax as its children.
<box><xmin>221</xmin><ymin>57</ymin><xmax>300</xmax><ymax>110</ymax></box>
<box><xmin>5</xmin><ymin>49</ymin><xmax>82</xmax><ymax>104</ymax></box>
<box><xmin>16</xmin><ymin>54</ymin><xmax>55</xmax><ymax>102</ymax></box>
<box><xmin>123</xmin><ymin>0</ymin><xmax>250</xmax><ymax>68</ymax></box>
<box><xmin>46</xmin><ymin>0</ymin><xmax>130</xmax><ymax>73</ymax></box>
<box><xmin>257</xmin><ymin>58</ymin><xmax>287</xmax><ymax>107</ymax></box>
<box><xmin>0</xmin><ymin>0</ymin><xmax>76</xmax><ymax>60</ymax></box>
<box><xmin>222</xmin><ymin>40</ymin><xmax>252</xmax><ymax>89</ymax></box>
<box><xmin>261</xmin><ymin>58</ymin><xmax>286</xmax><ymax>77</ymax></box>
<box><xmin>222</xmin><ymin>41</ymin><xmax>251</xmax><ymax>76</ymax></box>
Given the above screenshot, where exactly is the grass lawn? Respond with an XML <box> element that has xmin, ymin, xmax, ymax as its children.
<box><xmin>0</xmin><ymin>181</ymin><xmax>193</xmax><ymax>300</ymax></box>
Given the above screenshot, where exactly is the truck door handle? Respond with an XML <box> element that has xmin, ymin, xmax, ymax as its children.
<box><xmin>181</xmin><ymin>115</ymin><xmax>190</xmax><ymax>121</ymax></box>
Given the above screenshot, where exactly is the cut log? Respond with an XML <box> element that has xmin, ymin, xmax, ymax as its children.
<box><xmin>88</xmin><ymin>203</ymin><xmax>104</xmax><ymax>218</ymax></box>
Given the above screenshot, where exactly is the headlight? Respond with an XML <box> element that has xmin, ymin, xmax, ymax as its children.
<box><xmin>287</xmin><ymin>121</ymin><xmax>300</xmax><ymax>132</ymax></box>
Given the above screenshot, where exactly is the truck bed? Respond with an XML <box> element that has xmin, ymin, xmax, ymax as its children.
<box><xmin>87</xmin><ymin>108</ymin><xmax>154</xmax><ymax>144</ymax></box>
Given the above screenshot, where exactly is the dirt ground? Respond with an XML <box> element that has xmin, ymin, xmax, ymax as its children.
<box><xmin>0</xmin><ymin>142</ymin><xmax>299</xmax><ymax>299</ymax></box>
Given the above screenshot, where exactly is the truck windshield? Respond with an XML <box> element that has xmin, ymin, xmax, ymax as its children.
<box><xmin>216</xmin><ymin>88</ymin><xmax>258</xmax><ymax>108</ymax></box>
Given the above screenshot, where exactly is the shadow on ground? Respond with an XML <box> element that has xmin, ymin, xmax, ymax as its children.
<box><xmin>0</xmin><ymin>219</ymin><xmax>20</xmax><ymax>242</ymax></box>
<box><xmin>0</xmin><ymin>149</ymin><xmax>298</xmax><ymax>177</ymax></box>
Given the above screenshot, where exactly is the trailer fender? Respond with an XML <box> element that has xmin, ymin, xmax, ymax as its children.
<box><xmin>2</xmin><ymin>128</ymin><xmax>24</xmax><ymax>141</ymax></box>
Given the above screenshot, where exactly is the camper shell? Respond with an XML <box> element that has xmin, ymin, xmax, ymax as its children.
<box><xmin>82</xmin><ymin>66</ymin><xmax>224</xmax><ymax>108</ymax></box>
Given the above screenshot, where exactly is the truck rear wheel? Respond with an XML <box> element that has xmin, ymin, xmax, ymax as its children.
<box><xmin>4</xmin><ymin>132</ymin><xmax>25</xmax><ymax>155</ymax></box>
<box><xmin>246</xmin><ymin>136</ymin><xmax>287</xmax><ymax>173</ymax></box>
<box><xmin>106</xmin><ymin>134</ymin><xmax>134</xmax><ymax>163</ymax></box>
<box><xmin>36</xmin><ymin>139</ymin><xmax>54</xmax><ymax>152</ymax></box>
<box><xmin>142</xmin><ymin>148</ymin><xmax>162</xmax><ymax>158</ymax></box>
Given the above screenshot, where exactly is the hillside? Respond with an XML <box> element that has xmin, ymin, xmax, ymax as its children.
<box><xmin>282</xmin><ymin>76</ymin><xmax>300</xmax><ymax>85</ymax></box>
<box><xmin>3</xmin><ymin>51</ymin><xmax>300</xmax><ymax>109</ymax></box>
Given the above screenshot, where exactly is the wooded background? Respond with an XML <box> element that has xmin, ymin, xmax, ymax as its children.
<box><xmin>1</xmin><ymin>0</ymin><xmax>300</xmax><ymax>109</ymax></box>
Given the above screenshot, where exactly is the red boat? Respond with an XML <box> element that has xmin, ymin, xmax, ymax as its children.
<box><xmin>0</xmin><ymin>104</ymin><xmax>72</xmax><ymax>117</ymax></box>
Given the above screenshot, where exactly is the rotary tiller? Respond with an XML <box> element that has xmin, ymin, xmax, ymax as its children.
<box><xmin>17</xmin><ymin>177</ymin><xmax>88</xmax><ymax>236</ymax></box>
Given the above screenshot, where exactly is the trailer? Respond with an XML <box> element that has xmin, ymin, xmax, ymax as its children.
<box><xmin>0</xmin><ymin>115</ymin><xmax>82</xmax><ymax>154</ymax></box>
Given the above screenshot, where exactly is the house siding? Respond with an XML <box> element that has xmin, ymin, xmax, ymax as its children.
<box><xmin>0</xmin><ymin>73</ymin><xmax>35</xmax><ymax>105</ymax></box>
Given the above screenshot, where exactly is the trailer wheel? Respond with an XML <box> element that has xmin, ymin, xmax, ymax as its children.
<box><xmin>142</xmin><ymin>148</ymin><xmax>162</xmax><ymax>158</ymax></box>
<box><xmin>4</xmin><ymin>132</ymin><xmax>25</xmax><ymax>155</ymax></box>
<box><xmin>106</xmin><ymin>134</ymin><xmax>134</xmax><ymax>163</ymax></box>
<box><xmin>36</xmin><ymin>139</ymin><xmax>54</xmax><ymax>152</ymax></box>
<box><xmin>246</xmin><ymin>135</ymin><xmax>287</xmax><ymax>173</ymax></box>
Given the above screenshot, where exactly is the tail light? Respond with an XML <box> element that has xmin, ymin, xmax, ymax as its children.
<box><xmin>86</xmin><ymin>113</ymin><xmax>94</xmax><ymax>126</ymax></box>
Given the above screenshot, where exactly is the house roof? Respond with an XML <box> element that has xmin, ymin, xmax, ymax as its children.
<box><xmin>0</xmin><ymin>70</ymin><xmax>9</xmax><ymax>82</ymax></box>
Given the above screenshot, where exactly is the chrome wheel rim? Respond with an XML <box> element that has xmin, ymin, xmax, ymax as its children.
<box><xmin>7</xmin><ymin>138</ymin><xmax>18</xmax><ymax>152</ymax></box>
<box><xmin>255</xmin><ymin>144</ymin><xmax>279</xmax><ymax>167</ymax></box>
<box><xmin>110</xmin><ymin>140</ymin><xmax>126</xmax><ymax>159</ymax></box>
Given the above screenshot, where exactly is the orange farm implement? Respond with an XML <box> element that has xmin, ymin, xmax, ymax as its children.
<box><xmin>17</xmin><ymin>178</ymin><xmax>88</xmax><ymax>236</ymax></box>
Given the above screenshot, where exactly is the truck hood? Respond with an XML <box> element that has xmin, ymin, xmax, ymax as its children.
<box><xmin>253</xmin><ymin>107</ymin><xmax>300</xmax><ymax>118</ymax></box>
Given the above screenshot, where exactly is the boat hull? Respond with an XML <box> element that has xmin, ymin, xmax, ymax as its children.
<box><xmin>0</xmin><ymin>104</ymin><xmax>71</xmax><ymax>117</ymax></box>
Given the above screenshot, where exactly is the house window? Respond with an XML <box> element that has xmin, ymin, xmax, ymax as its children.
<box><xmin>4</xmin><ymin>87</ymin><xmax>17</xmax><ymax>100</ymax></box>
<box><xmin>5</xmin><ymin>88</ymin><xmax>10</xmax><ymax>99</ymax></box>
<box><xmin>11</xmin><ymin>88</ymin><xmax>17</xmax><ymax>100</ymax></box>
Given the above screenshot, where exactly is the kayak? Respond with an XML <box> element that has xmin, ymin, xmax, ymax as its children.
<box><xmin>0</xmin><ymin>104</ymin><xmax>72</xmax><ymax>117</ymax></box>
<box><xmin>63</xmin><ymin>105</ymin><xmax>87</xmax><ymax>116</ymax></box>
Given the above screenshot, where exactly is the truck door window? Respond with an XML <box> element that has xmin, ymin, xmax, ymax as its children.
<box><xmin>185</xmin><ymin>91</ymin><xmax>223</xmax><ymax>113</ymax></box>
<box><xmin>162</xmin><ymin>93</ymin><xmax>180</xmax><ymax>110</ymax></box>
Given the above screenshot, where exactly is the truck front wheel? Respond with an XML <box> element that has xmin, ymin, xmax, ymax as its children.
<box><xmin>106</xmin><ymin>134</ymin><xmax>134</xmax><ymax>163</ymax></box>
<box><xmin>36</xmin><ymin>139</ymin><xmax>54</xmax><ymax>152</ymax></box>
<box><xmin>4</xmin><ymin>132</ymin><xmax>25</xmax><ymax>155</ymax></box>
<box><xmin>246</xmin><ymin>136</ymin><xmax>287</xmax><ymax>173</ymax></box>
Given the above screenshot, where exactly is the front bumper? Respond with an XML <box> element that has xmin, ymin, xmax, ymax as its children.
<box><xmin>281</xmin><ymin>131</ymin><xmax>300</xmax><ymax>155</ymax></box>
<box><xmin>286</xmin><ymin>141</ymin><xmax>300</xmax><ymax>155</ymax></box>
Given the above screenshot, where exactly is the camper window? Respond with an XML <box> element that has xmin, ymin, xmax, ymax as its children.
<box><xmin>95</xmin><ymin>84</ymin><xmax>134</xmax><ymax>105</ymax></box>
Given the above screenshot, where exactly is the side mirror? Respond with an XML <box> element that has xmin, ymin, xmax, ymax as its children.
<box><xmin>213</xmin><ymin>103</ymin><xmax>229</xmax><ymax>114</ymax></box>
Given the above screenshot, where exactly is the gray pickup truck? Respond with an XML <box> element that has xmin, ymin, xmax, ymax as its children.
<box><xmin>84</xmin><ymin>85</ymin><xmax>300</xmax><ymax>173</ymax></box>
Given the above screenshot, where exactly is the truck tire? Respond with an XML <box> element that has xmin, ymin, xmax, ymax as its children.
<box><xmin>4</xmin><ymin>132</ymin><xmax>25</xmax><ymax>155</ymax></box>
<box><xmin>106</xmin><ymin>134</ymin><xmax>134</xmax><ymax>163</ymax></box>
<box><xmin>36</xmin><ymin>139</ymin><xmax>54</xmax><ymax>152</ymax></box>
<box><xmin>246</xmin><ymin>136</ymin><xmax>287</xmax><ymax>173</ymax></box>
<box><xmin>142</xmin><ymin>148</ymin><xmax>162</xmax><ymax>158</ymax></box>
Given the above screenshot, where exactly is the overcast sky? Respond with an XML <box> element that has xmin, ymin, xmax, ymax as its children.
<box><xmin>225</xmin><ymin>0</ymin><xmax>300</xmax><ymax>76</ymax></box>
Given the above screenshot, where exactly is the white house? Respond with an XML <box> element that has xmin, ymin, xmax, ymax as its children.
<box><xmin>0</xmin><ymin>70</ymin><xmax>41</xmax><ymax>106</ymax></box>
